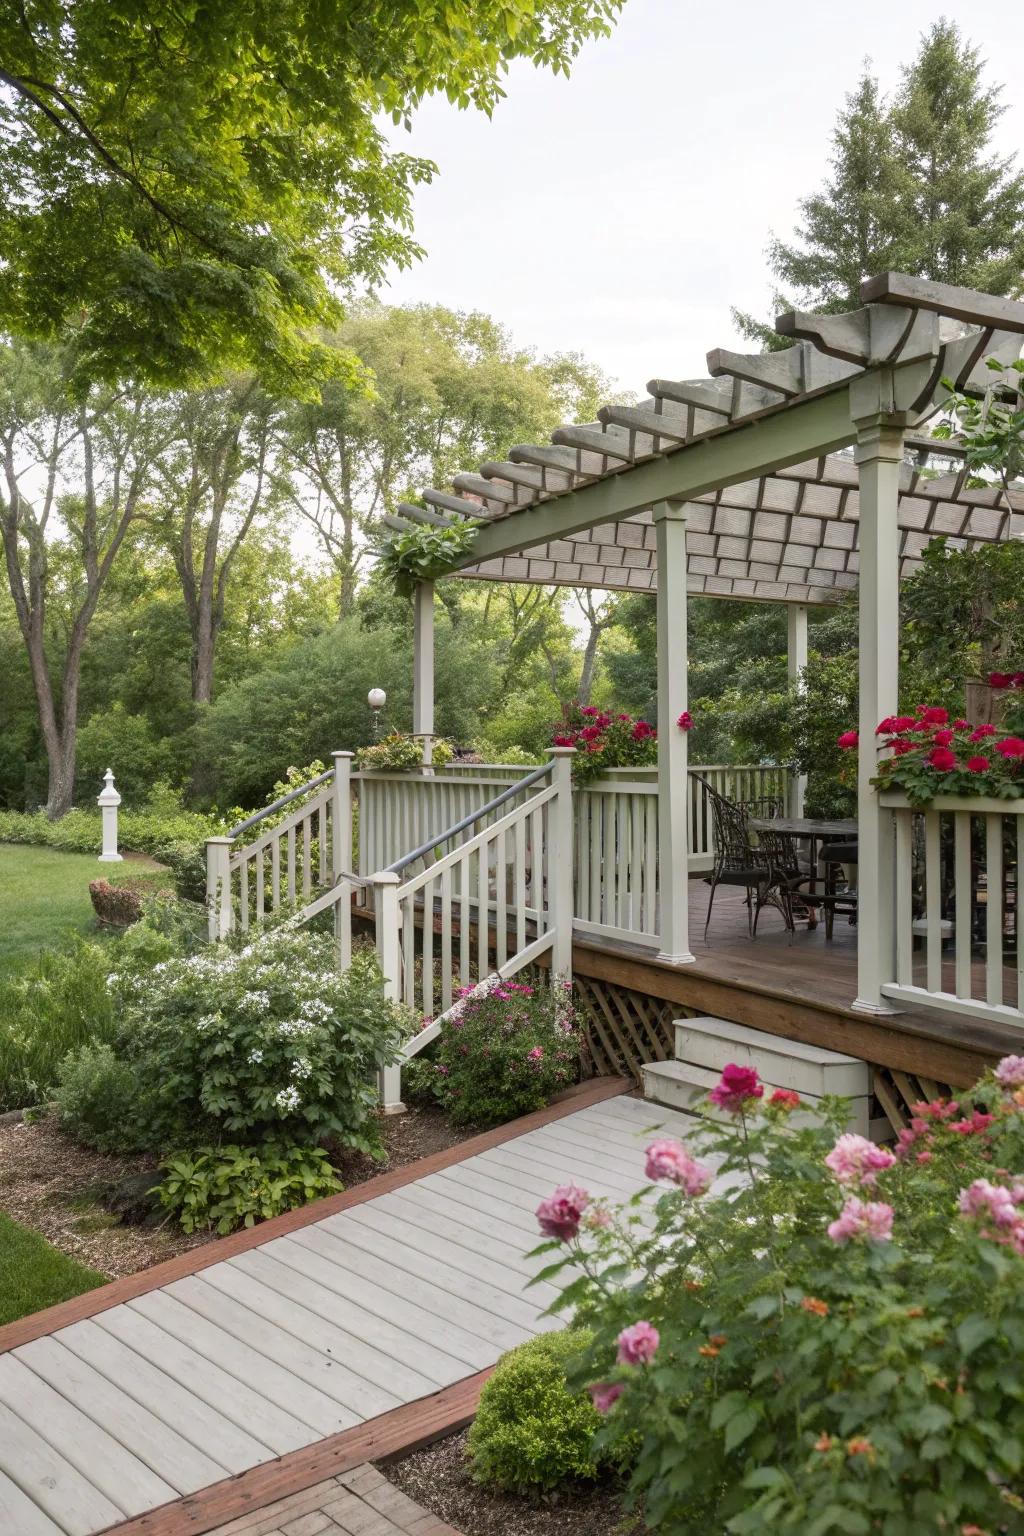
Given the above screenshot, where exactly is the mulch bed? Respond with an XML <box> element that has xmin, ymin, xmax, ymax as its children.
<box><xmin>0</xmin><ymin>1104</ymin><xmax>475</xmax><ymax>1282</ymax></box>
<box><xmin>387</xmin><ymin>1430</ymin><xmax>643</xmax><ymax>1536</ymax></box>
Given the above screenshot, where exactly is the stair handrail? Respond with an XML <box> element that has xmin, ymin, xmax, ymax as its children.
<box><xmin>384</xmin><ymin>758</ymin><xmax>553</xmax><ymax>875</ymax></box>
<box><xmin>228</xmin><ymin>769</ymin><xmax>333</xmax><ymax>840</ymax></box>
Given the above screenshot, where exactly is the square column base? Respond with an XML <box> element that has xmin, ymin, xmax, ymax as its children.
<box><xmin>657</xmin><ymin>949</ymin><xmax>696</xmax><ymax>966</ymax></box>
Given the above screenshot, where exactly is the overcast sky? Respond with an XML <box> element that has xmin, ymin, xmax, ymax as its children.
<box><xmin>381</xmin><ymin>0</ymin><xmax>1024</xmax><ymax>394</ymax></box>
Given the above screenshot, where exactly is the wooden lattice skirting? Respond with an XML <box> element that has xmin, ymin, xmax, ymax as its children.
<box><xmin>574</xmin><ymin>974</ymin><xmax>696</xmax><ymax>1084</ymax></box>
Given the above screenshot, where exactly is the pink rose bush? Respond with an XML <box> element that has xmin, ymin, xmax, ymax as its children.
<box><xmin>527</xmin><ymin>1056</ymin><xmax>1024</xmax><ymax>1531</ymax></box>
<box><xmin>407</xmin><ymin>977</ymin><xmax>582</xmax><ymax>1126</ymax></box>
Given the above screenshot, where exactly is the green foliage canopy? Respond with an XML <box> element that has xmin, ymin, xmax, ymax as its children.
<box><xmin>0</xmin><ymin>1</ymin><xmax>621</xmax><ymax>388</ymax></box>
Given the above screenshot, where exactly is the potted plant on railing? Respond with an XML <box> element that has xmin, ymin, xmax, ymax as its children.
<box><xmin>551</xmin><ymin>703</ymin><xmax>660</xmax><ymax>786</ymax></box>
<box><xmin>355</xmin><ymin>732</ymin><xmax>454</xmax><ymax>771</ymax></box>
<box><xmin>836</xmin><ymin>706</ymin><xmax>1024</xmax><ymax>809</ymax></box>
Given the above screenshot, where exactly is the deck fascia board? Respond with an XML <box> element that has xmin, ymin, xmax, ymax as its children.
<box><xmin>0</xmin><ymin>1076</ymin><xmax>627</xmax><ymax>1357</ymax></box>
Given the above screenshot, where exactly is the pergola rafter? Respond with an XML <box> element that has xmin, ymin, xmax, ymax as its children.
<box><xmin>387</xmin><ymin>274</ymin><xmax>1024</xmax><ymax>607</ymax></box>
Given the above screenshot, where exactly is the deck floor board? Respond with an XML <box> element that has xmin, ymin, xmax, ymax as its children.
<box><xmin>4</xmin><ymin>1090</ymin><xmax>692</xmax><ymax>1536</ymax></box>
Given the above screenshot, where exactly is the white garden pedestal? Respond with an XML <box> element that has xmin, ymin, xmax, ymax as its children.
<box><xmin>97</xmin><ymin>768</ymin><xmax>123</xmax><ymax>862</ymax></box>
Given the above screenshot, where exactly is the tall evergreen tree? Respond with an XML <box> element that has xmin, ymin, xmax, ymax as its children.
<box><xmin>735</xmin><ymin>22</ymin><xmax>1024</xmax><ymax>348</ymax></box>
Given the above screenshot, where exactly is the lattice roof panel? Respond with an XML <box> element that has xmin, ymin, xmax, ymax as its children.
<box><xmin>383</xmin><ymin>275</ymin><xmax>1024</xmax><ymax>606</ymax></box>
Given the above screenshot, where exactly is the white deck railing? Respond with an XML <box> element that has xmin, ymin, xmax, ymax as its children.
<box><xmin>880</xmin><ymin>791</ymin><xmax>1023</xmax><ymax>1026</ymax></box>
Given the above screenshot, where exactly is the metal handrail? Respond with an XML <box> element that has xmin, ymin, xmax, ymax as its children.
<box><xmin>385</xmin><ymin>759</ymin><xmax>553</xmax><ymax>875</ymax></box>
<box><xmin>228</xmin><ymin>770</ymin><xmax>333</xmax><ymax>840</ymax></box>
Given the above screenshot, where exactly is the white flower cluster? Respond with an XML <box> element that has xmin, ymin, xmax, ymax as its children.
<box><xmin>277</xmin><ymin>1018</ymin><xmax>318</xmax><ymax>1039</ymax></box>
<box><xmin>275</xmin><ymin>1085</ymin><xmax>301</xmax><ymax>1112</ymax></box>
<box><xmin>290</xmin><ymin>1056</ymin><xmax>312</xmax><ymax>1080</ymax></box>
<box><xmin>247</xmin><ymin>1049</ymin><xmax>264</xmax><ymax>1065</ymax></box>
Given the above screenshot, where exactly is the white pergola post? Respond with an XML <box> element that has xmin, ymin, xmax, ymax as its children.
<box><xmin>413</xmin><ymin>580</ymin><xmax>435</xmax><ymax>766</ymax></box>
<box><xmin>97</xmin><ymin>769</ymin><xmax>123</xmax><ymax>862</ymax></box>
<box><xmin>654</xmin><ymin>501</ymin><xmax>695</xmax><ymax>965</ymax></box>
<box><xmin>852</xmin><ymin>417</ymin><xmax>903</xmax><ymax>1015</ymax></box>
<box><xmin>787</xmin><ymin>604</ymin><xmax>808</xmax><ymax>817</ymax></box>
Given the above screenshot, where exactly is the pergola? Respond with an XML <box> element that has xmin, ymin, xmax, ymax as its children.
<box><xmin>385</xmin><ymin>274</ymin><xmax>1024</xmax><ymax>1021</ymax></box>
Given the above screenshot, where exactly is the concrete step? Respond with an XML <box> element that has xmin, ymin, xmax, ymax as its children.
<box><xmin>642</xmin><ymin>1058</ymin><xmax>871</xmax><ymax>1137</ymax></box>
<box><xmin>673</xmin><ymin>1015</ymin><xmax>868</xmax><ymax>1099</ymax></box>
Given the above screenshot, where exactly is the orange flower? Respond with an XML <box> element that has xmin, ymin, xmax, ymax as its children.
<box><xmin>698</xmin><ymin>1344</ymin><xmax>720</xmax><ymax>1358</ymax></box>
<box><xmin>906</xmin><ymin>1306</ymin><xmax>924</xmax><ymax>1318</ymax></box>
<box><xmin>961</xmin><ymin>1526</ymin><xmax>989</xmax><ymax>1535</ymax></box>
<box><xmin>846</xmin><ymin>1436</ymin><xmax>875</xmax><ymax>1459</ymax></box>
<box><xmin>684</xmin><ymin>1279</ymin><xmax>703</xmax><ymax>1293</ymax></box>
<box><xmin>813</xmin><ymin>1432</ymin><xmax>833</xmax><ymax>1452</ymax></box>
<box><xmin>708</xmin><ymin>1333</ymin><xmax>728</xmax><ymax>1347</ymax></box>
<box><xmin>801</xmin><ymin>1296</ymin><xmax>829</xmax><ymax>1317</ymax></box>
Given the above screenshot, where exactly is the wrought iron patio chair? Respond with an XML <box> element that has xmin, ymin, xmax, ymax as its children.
<box><xmin>697</xmin><ymin>777</ymin><xmax>783</xmax><ymax>940</ymax></box>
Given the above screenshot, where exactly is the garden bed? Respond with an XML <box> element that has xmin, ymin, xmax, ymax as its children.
<box><xmin>388</xmin><ymin>1429</ymin><xmax>641</xmax><ymax>1536</ymax></box>
<box><xmin>0</xmin><ymin>1104</ymin><xmax>475</xmax><ymax>1293</ymax></box>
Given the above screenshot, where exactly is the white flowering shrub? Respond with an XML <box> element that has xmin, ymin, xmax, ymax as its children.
<box><xmin>101</xmin><ymin>926</ymin><xmax>405</xmax><ymax>1153</ymax></box>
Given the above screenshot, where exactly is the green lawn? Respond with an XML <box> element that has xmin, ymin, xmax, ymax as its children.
<box><xmin>0</xmin><ymin>1212</ymin><xmax>106</xmax><ymax>1325</ymax></box>
<box><xmin>0</xmin><ymin>844</ymin><xmax>168</xmax><ymax>975</ymax></box>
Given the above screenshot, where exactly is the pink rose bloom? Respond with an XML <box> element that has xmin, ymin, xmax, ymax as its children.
<box><xmin>709</xmin><ymin>1062</ymin><xmax>764</xmax><ymax>1113</ymax></box>
<box><xmin>996</xmin><ymin>1055</ymin><xmax>1024</xmax><ymax>1087</ymax></box>
<box><xmin>827</xmin><ymin>1197</ymin><xmax>894</xmax><ymax>1245</ymax></box>
<box><xmin>959</xmin><ymin>1178</ymin><xmax>1019</xmax><ymax>1229</ymax></box>
<box><xmin>617</xmin><ymin>1321</ymin><xmax>660</xmax><ymax>1366</ymax></box>
<box><xmin>824</xmin><ymin>1133</ymin><xmax>896</xmax><ymax>1189</ymax></box>
<box><xmin>536</xmin><ymin>1184</ymin><xmax>589</xmax><ymax>1241</ymax></box>
<box><xmin>644</xmin><ymin>1138</ymin><xmax>712</xmax><ymax>1195</ymax></box>
<box><xmin>589</xmin><ymin>1382</ymin><xmax>624</xmax><ymax>1414</ymax></box>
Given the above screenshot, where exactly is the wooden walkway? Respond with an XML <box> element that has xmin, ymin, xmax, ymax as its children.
<box><xmin>0</xmin><ymin>1081</ymin><xmax>690</xmax><ymax>1536</ymax></box>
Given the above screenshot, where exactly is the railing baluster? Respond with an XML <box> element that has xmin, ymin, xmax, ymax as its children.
<box><xmin>287</xmin><ymin>826</ymin><xmax>296</xmax><ymax>903</ymax></box>
<box><xmin>630</xmin><ymin>791</ymin><xmax>643</xmax><ymax>933</ymax></box>
<box><xmin>440</xmin><ymin>866</ymin><xmax>453</xmax><ymax>1013</ymax></box>
<box><xmin>422</xmin><ymin>875</ymin><xmax>435</xmax><ymax>1021</ymax></box>
<box><xmin>645</xmin><ymin>795</ymin><xmax>658</xmax><ymax>937</ymax></box>
<box><xmin>477</xmin><ymin>843</ymin><xmax>489</xmax><ymax>980</ymax></box>
<box><xmin>515</xmin><ymin>815</ymin><xmax>527</xmax><ymax>953</ymax></box>
<box><xmin>588</xmin><ymin>794</ymin><xmax>601</xmax><ymax>919</ymax></box>
<box><xmin>271</xmin><ymin>836</ymin><xmax>281</xmax><ymax>911</ymax></box>
<box><xmin>240</xmin><ymin>857</ymin><xmax>250</xmax><ymax>932</ymax></box>
<box><xmin>601</xmin><ymin>789</ymin><xmax>615</xmax><ymax>927</ymax></box>
<box><xmin>302</xmin><ymin>815</ymin><xmax>312</xmax><ymax>901</ymax></box>
<box><xmin>894</xmin><ymin>808</ymin><xmax>913</xmax><ymax>986</ymax></box>
<box><xmin>954</xmin><ymin>812</ymin><xmax>972</xmax><ymax>999</ymax></box>
<box><xmin>402</xmin><ymin>894</ymin><xmax>416</xmax><ymax>1009</ymax></box>
<box><xmin>987</xmin><ymin>814</ymin><xmax>1004</xmax><ymax>1009</ymax></box>
<box><xmin>318</xmin><ymin>802</ymin><xmax>327</xmax><ymax>885</ymax></box>
<box><xmin>255</xmin><ymin>848</ymin><xmax>265</xmax><ymax>919</ymax></box>
<box><xmin>924</xmin><ymin>810</ymin><xmax>941</xmax><ymax>995</ymax></box>
<box><xmin>495</xmin><ymin>829</ymin><xmax>507</xmax><ymax>970</ymax></box>
<box><xmin>459</xmin><ymin>850</ymin><xmax>471</xmax><ymax>987</ymax></box>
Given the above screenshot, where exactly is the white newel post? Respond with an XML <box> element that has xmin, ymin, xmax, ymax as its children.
<box><xmin>787</xmin><ymin>604</ymin><xmax>808</xmax><ymax>817</ymax></box>
<box><xmin>852</xmin><ymin>416</ymin><xmax>903</xmax><ymax>1014</ymax></box>
<box><xmin>205</xmin><ymin>836</ymin><xmax>234</xmax><ymax>943</ymax></box>
<box><xmin>97</xmin><ymin>769</ymin><xmax>123</xmax><ymax>862</ymax></box>
<box><xmin>372</xmin><ymin>869</ymin><xmax>405</xmax><ymax>1112</ymax></box>
<box><xmin>654</xmin><ymin>501</ymin><xmax>695</xmax><ymax>964</ymax></box>
<box><xmin>332</xmin><ymin>750</ymin><xmax>354</xmax><ymax>968</ymax></box>
<box><xmin>548</xmin><ymin>747</ymin><xmax>575</xmax><ymax>980</ymax></box>
<box><xmin>413</xmin><ymin>580</ymin><xmax>435</xmax><ymax>767</ymax></box>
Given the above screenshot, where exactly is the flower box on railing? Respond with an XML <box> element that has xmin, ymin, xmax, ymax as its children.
<box><xmin>878</xmin><ymin>790</ymin><xmax>1024</xmax><ymax>815</ymax></box>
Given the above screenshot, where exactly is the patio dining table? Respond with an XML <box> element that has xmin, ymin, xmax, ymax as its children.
<box><xmin>748</xmin><ymin>816</ymin><xmax>858</xmax><ymax>936</ymax></box>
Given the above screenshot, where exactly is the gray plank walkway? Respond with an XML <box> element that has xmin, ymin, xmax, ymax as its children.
<box><xmin>0</xmin><ymin>1094</ymin><xmax>695</xmax><ymax>1536</ymax></box>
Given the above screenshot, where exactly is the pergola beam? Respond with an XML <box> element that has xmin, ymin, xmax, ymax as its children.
<box><xmin>459</xmin><ymin>382</ymin><xmax>861</xmax><ymax>568</ymax></box>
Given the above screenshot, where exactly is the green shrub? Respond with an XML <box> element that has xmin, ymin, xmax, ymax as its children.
<box><xmin>0</xmin><ymin>940</ymin><xmax>115</xmax><ymax>1112</ymax></box>
<box><xmin>355</xmin><ymin>732</ymin><xmax>427</xmax><ymax>771</ymax></box>
<box><xmin>154</xmin><ymin>1143</ymin><xmax>342</xmax><ymax>1233</ymax></box>
<box><xmin>109</xmin><ymin>924</ymin><xmax>406</xmax><ymax>1152</ymax></box>
<box><xmin>54</xmin><ymin>1042</ymin><xmax>152</xmax><ymax>1153</ymax></box>
<box><xmin>418</xmin><ymin>977</ymin><xmax>583</xmax><ymax>1127</ymax></box>
<box><xmin>469</xmin><ymin>1329</ymin><xmax>611</xmax><ymax>1492</ymax></box>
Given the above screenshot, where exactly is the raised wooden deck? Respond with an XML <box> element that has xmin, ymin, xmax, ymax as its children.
<box><xmin>0</xmin><ymin>1080</ymin><xmax>692</xmax><ymax>1536</ymax></box>
<box><xmin>573</xmin><ymin>881</ymin><xmax>1021</xmax><ymax>1088</ymax></box>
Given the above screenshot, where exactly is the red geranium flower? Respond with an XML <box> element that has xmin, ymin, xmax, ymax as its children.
<box><xmin>677</xmin><ymin>710</ymin><xmax>694</xmax><ymax>731</ymax></box>
<box><xmin>967</xmin><ymin>755</ymin><xmax>991</xmax><ymax>773</ymax></box>
<box><xmin>928</xmin><ymin>746</ymin><xmax>957</xmax><ymax>771</ymax></box>
<box><xmin>892</xmin><ymin>740</ymin><xmax>916</xmax><ymax>756</ymax></box>
<box><xmin>970</xmin><ymin>723</ymin><xmax>996</xmax><ymax>741</ymax></box>
<box><xmin>989</xmin><ymin>672</ymin><xmax>1012</xmax><ymax>690</ymax></box>
<box><xmin>579</xmin><ymin>725</ymin><xmax>603</xmax><ymax>742</ymax></box>
<box><xmin>917</xmin><ymin>706</ymin><xmax>949</xmax><ymax>725</ymax></box>
<box><xmin>632</xmin><ymin>720</ymin><xmax>655</xmax><ymax>742</ymax></box>
<box><xmin>996</xmin><ymin>737</ymin><xmax>1024</xmax><ymax>759</ymax></box>
<box><xmin>579</xmin><ymin>705</ymin><xmax>600</xmax><ymax>716</ymax></box>
<box><xmin>876</xmin><ymin>714</ymin><xmax>916</xmax><ymax>735</ymax></box>
<box><xmin>932</xmin><ymin>728</ymin><xmax>955</xmax><ymax>746</ymax></box>
<box><xmin>952</xmin><ymin>719</ymin><xmax>970</xmax><ymax>730</ymax></box>
<box><xmin>837</xmin><ymin>730</ymin><xmax>858</xmax><ymax>750</ymax></box>
<box><xmin>552</xmin><ymin>734</ymin><xmax>576</xmax><ymax>747</ymax></box>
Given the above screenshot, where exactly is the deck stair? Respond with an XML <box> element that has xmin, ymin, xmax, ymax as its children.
<box><xmin>642</xmin><ymin>1015</ymin><xmax>873</xmax><ymax>1135</ymax></box>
